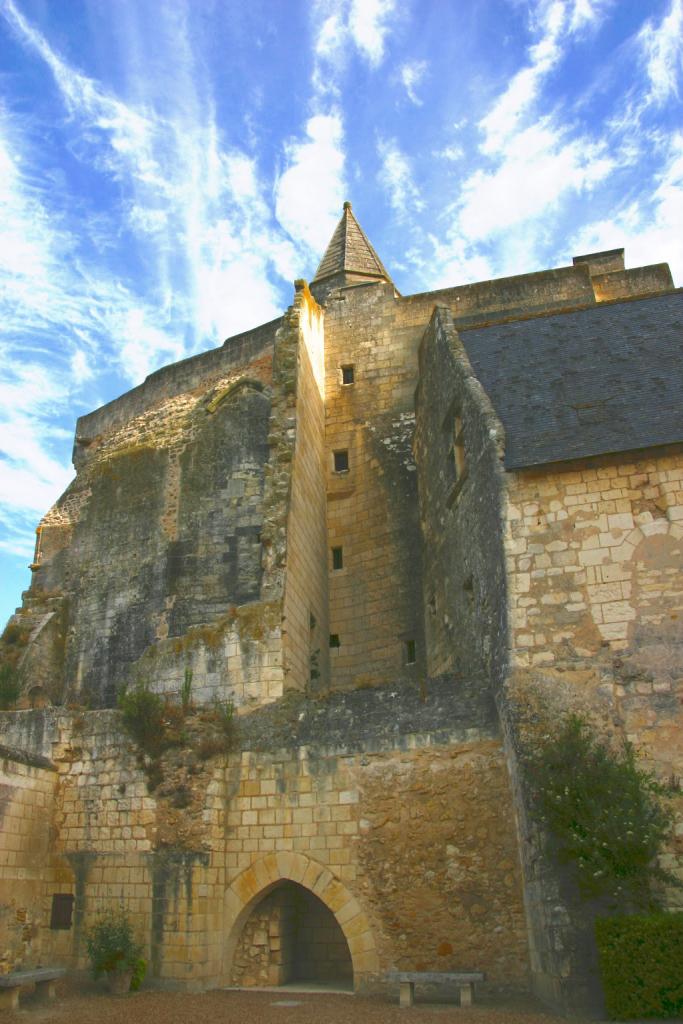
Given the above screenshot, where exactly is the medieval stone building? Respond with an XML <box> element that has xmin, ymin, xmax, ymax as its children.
<box><xmin>1</xmin><ymin>203</ymin><xmax>681</xmax><ymax>1012</ymax></box>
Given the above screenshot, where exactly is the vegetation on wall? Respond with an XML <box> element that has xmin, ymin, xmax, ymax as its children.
<box><xmin>596</xmin><ymin>913</ymin><xmax>683</xmax><ymax>1019</ymax></box>
<box><xmin>117</xmin><ymin>677</ymin><xmax>236</xmax><ymax>790</ymax></box>
<box><xmin>525</xmin><ymin>715</ymin><xmax>679</xmax><ymax>910</ymax></box>
<box><xmin>0</xmin><ymin>664</ymin><xmax>22</xmax><ymax>710</ymax></box>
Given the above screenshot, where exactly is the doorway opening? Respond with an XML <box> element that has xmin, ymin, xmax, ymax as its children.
<box><xmin>231</xmin><ymin>881</ymin><xmax>353</xmax><ymax>989</ymax></box>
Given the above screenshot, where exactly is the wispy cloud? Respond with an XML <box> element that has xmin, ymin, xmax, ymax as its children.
<box><xmin>638</xmin><ymin>0</ymin><xmax>683</xmax><ymax>106</ymax></box>
<box><xmin>3</xmin><ymin>0</ymin><xmax>288</xmax><ymax>360</ymax></box>
<box><xmin>569</xmin><ymin>131</ymin><xmax>683</xmax><ymax>283</ymax></box>
<box><xmin>377</xmin><ymin>137</ymin><xmax>424</xmax><ymax>217</ymax></box>
<box><xmin>399</xmin><ymin>60</ymin><xmax>428</xmax><ymax>106</ymax></box>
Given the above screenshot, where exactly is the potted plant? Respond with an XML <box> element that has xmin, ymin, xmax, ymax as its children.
<box><xmin>85</xmin><ymin>908</ymin><xmax>146</xmax><ymax>995</ymax></box>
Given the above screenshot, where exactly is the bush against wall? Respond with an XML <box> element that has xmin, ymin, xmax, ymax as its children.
<box><xmin>525</xmin><ymin>715</ymin><xmax>678</xmax><ymax>910</ymax></box>
<box><xmin>596</xmin><ymin>913</ymin><xmax>683</xmax><ymax>1019</ymax></box>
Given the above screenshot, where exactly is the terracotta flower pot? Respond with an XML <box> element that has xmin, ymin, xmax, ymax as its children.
<box><xmin>106</xmin><ymin>969</ymin><xmax>133</xmax><ymax>995</ymax></box>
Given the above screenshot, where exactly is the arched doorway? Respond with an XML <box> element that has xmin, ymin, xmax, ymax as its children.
<box><xmin>223</xmin><ymin>852</ymin><xmax>379</xmax><ymax>991</ymax></box>
<box><xmin>231</xmin><ymin>881</ymin><xmax>353</xmax><ymax>988</ymax></box>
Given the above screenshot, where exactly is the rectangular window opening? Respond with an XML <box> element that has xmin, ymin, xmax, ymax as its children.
<box><xmin>403</xmin><ymin>639</ymin><xmax>416</xmax><ymax>665</ymax></box>
<box><xmin>453</xmin><ymin>415</ymin><xmax>465</xmax><ymax>479</ymax></box>
<box><xmin>50</xmin><ymin>893</ymin><xmax>74</xmax><ymax>930</ymax></box>
<box><xmin>333</xmin><ymin>450</ymin><xmax>349</xmax><ymax>473</ymax></box>
<box><xmin>331</xmin><ymin>546</ymin><xmax>344</xmax><ymax>570</ymax></box>
<box><xmin>341</xmin><ymin>365</ymin><xmax>355</xmax><ymax>385</ymax></box>
<box><xmin>329</xmin><ymin>634</ymin><xmax>341</xmax><ymax>648</ymax></box>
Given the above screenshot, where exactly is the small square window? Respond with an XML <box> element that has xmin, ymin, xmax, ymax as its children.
<box><xmin>333</xmin><ymin>450</ymin><xmax>349</xmax><ymax>473</ymax></box>
<box><xmin>341</xmin><ymin>365</ymin><xmax>355</xmax><ymax>385</ymax></box>
<box><xmin>332</xmin><ymin>546</ymin><xmax>344</xmax><ymax>570</ymax></box>
<box><xmin>50</xmin><ymin>893</ymin><xmax>74</xmax><ymax>930</ymax></box>
<box><xmin>329</xmin><ymin>634</ymin><xmax>341</xmax><ymax>648</ymax></box>
<box><xmin>403</xmin><ymin>639</ymin><xmax>416</xmax><ymax>665</ymax></box>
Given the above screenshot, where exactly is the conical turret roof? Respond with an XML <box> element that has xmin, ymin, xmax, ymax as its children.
<box><xmin>312</xmin><ymin>202</ymin><xmax>392</xmax><ymax>285</ymax></box>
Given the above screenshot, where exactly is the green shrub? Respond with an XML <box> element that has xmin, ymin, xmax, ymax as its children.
<box><xmin>596</xmin><ymin>913</ymin><xmax>683</xmax><ymax>1018</ymax></box>
<box><xmin>525</xmin><ymin>715</ymin><xmax>678</xmax><ymax>909</ymax></box>
<box><xmin>180</xmin><ymin>667</ymin><xmax>193</xmax><ymax>711</ymax></box>
<box><xmin>85</xmin><ymin>907</ymin><xmax>144</xmax><ymax>979</ymax></box>
<box><xmin>0</xmin><ymin>664</ymin><xmax>21</xmax><ymax>709</ymax></box>
<box><xmin>212</xmin><ymin>698</ymin><xmax>235</xmax><ymax>739</ymax></box>
<box><xmin>118</xmin><ymin>681</ymin><xmax>166</xmax><ymax>757</ymax></box>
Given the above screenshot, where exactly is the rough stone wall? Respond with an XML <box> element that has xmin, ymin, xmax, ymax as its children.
<box><xmin>501</xmin><ymin>448</ymin><xmax>683</xmax><ymax>1011</ymax></box>
<box><xmin>323</xmin><ymin>281</ymin><xmax>425</xmax><ymax>689</ymax></box>
<box><xmin>0</xmin><ymin>748</ymin><xmax>59</xmax><ymax>974</ymax></box>
<box><xmin>281</xmin><ymin>284</ymin><xmax>330</xmax><ymax>692</ymax></box>
<box><xmin>414</xmin><ymin>307</ymin><xmax>508</xmax><ymax>691</ymax></box>
<box><xmin>31</xmin><ymin>339</ymin><xmax>275</xmax><ymax>708</ymax></box>
<box><xmin>0</xmin><ymin>689</ymin><xmax>530</xmax><ymax>993</ymax></box>
<box><xmin>504</xmin><ymin>447</ymin><xmax>683</xmax><ymax>791</ymax></box>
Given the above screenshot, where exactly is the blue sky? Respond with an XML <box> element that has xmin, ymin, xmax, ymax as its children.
<box><xmin>1</xmin><ymin>0</ymin><xmax>682</xmax><ymax>626</ymax></box>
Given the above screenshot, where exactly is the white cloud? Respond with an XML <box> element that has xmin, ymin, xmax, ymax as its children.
<box><xmin>436</xmin><ymin>144</ymin><xmax>465</xmax><ymax>162</ymax></box>
<box><xmin>457</xmin><ymin>120</ymin><xmax>614</xmax><ymax>243</ymax></box>
<box><xmin>275</xmin><ymin>113</ymin><xmax>346</xmax><ymax>254</ymax></box>
<box><xmin>311</xmin><ymin>0</ymin><xmax>397</xmax><ymax>97</ymax></box>
<box><xmin>3</xmin><ymin>0</ymin><xmax>291</xmax><ymax>358</ymax></box>
<box><xmin>349</xmin><ymin>0</ymin><xmax>396</xmax><ymax>67</ymax></box>
<box><xmin>479</xmin><ymin>0</ymin><xmax>612</xmax><ymax>155</ymax></box>
<box><xmin>377</xmin><ymin>137</ymin><xmax>424</xmax><ymax>216</ymax></box>
<box><xmin>569</xmin><ymin>133</ymin><xmax>683</xmax><ymax>285</ymax></box>
<box><xmin>400</xmin><ymin>60</ymin><xmax>427</xmax><ymax>105</ymax></box>
<box><xmin>0</xmin><ymin>355</ymin><xmax>74</xmax><ymax>530</ymax></box>
<box><xmin>638</xmin><ymin>0</ymin><xmax>683</xmax><ymax>106</ymax></box>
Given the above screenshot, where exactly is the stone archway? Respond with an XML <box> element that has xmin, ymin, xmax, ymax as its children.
<box><xmin>223</xmin><ymin>852</ymin><xmax>379</xmax><ymax>990</ymax></box>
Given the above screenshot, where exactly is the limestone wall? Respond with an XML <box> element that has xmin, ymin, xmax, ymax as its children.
<box><xmin>0</xmin><ymin>695</ymin><xmax>530</xmax><ymax>993</ymax></box>
<box><xmin>502</xmin><ymin>448</ymin><xmax>683</xmax><ymax>1010</ymax></box>
<box><xmin>323</xmin><ymin>281</ymin><xmax>425</xmax><ymax>689</ymax></box>
<box><xmin>505</xmin><ymin>448</ymin><xmax>683</xmax><ymax>771</ymax></box>
<box><xmin>414</xmin><ymin>307</ymin><xmax>508</xmax><ymax>691</ymax></box>
<box><xmin>24</xmin><ymin>339</ymin><xmax>276</xmax><ymax>708</ymax></box>
<box><xmin>281</xmin><ymin>284</ymin><xmax>330</xmax><ymax>692</ymax></box>
<box><xmin>0</xmin><ymin>747</ymin><xmax>59</xmax><ymax>974</ymax></box>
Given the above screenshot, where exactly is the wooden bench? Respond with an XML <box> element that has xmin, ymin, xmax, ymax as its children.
<box><xmin>387</xmin><ymin>970</ymin><xmax>485</xmax><ymax>1008</ymax></box>
<box><xmin>0</xmin><ymin>967</ymin><xmax>66</xmax><ymax>1010</ymax></box>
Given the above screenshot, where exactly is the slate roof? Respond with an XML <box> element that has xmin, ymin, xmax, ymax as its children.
<box><xmin>459</xmin><ymin>290</ymin><xmax>683</xmax><ymax>470</ymax></box>
<box><xmin>313</xmin><ymin>202</ymin><xmax>392</xmax><ymax>283</ymax></box>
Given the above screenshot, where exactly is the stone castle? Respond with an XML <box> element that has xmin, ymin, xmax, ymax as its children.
<box><xmin>1</xmin><ymin>202</ymin><xmax>681</xmax><ymax>1012</ymax></box>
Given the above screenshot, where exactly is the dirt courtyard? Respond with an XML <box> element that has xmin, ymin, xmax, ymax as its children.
<box><xmin>1</xmin><ymin>980</ymin><xmax>592</xmax><ymax>1024</ymax></box>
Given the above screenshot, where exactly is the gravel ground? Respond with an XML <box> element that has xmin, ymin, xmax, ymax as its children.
<box><xmin>3</xmin><ymin>978</ymin><xmax>591</xmax><ymax>1024</ymax></box>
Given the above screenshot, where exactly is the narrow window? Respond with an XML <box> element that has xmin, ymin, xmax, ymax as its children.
<box><xmin>333</xmin><ymin>450</ymin><xmax>349</xmax><ymax>473</ymax></box>
<box><xmin>452</xmin><ymin>416</ymin><xmax>465</xmax><ymax>480</ymax></box>
<box><xmin>50</xmin><ymin>893</ymin><xmax>74</xmax><ymax>930</ymax></box>
<box><xmin>403</xmin><ymin>639</ymin><xmax>416</xmax><ymax>665</ymax></box>
<box><xmin>331</xmin><ymin>546</ymin><xmax>343</xmax><ymax>570</ymax></box>
<box><xmin>329</xmin><ymin>634</ymin><xmax>341</xmax><ymax>648</ymax></box>
<box><xmin>341</xmin><ymin>365</ymin><xmax>355</xmax><ymax>385</ymax></box>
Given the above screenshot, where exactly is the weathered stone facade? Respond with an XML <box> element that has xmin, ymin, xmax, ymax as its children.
<box><xmin>1</xmin><ymin>205</ymin><xmax>681</xmax><ymax>1013</ymax></box>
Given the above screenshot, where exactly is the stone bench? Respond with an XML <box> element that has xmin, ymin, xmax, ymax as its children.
<box><xmin>387</xmin><ymin>970</ymin><xmax>485</xmax><ymax>1008</ymax></box>
<box><xmin>0</xmin><ymin>967</ymin><xmax>66</xmax><ymax>1010</ymax></box>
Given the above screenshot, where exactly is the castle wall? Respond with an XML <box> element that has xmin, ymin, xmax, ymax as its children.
<box><xmin>414</xmin><ymin>307</ymin><xmax>508</xmax><ymax>690</ymax></box>
<box><xmin>0</xmin><ymin>693</ymin><xmax>530</xmax><ymax>993</ymax></box>
<box><xmin>73</xmin><ymin>318</ymin><xmax>281</xmax><ymax>458</ymax></box>
<box><xmin>323</xmin><ymin>281</ymin><xmax>425</xmax><ymax>689</ymax></box>
<box><xmin>0</xmin><ymin>745</ymin><xmax>61</xmax><ymax>974</ymax></box>
<box><xmin>505</xmin><ymin>447</ymin><xmax>683</xmax><ymax>769</ymax></box>
<box><xmin>31</xmin><ymin>337</ymin><xmax>277</xmax><ymax>708</ymax></box>
<box><xmin>281</xmin><ymin>285</ymin><xmax>330</xmax><ymax>691</ymax></box>
<box><xmin>502</xmin><ymin>447</ymin><xmax>683</xmax><ymax>1010</ymax></box>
